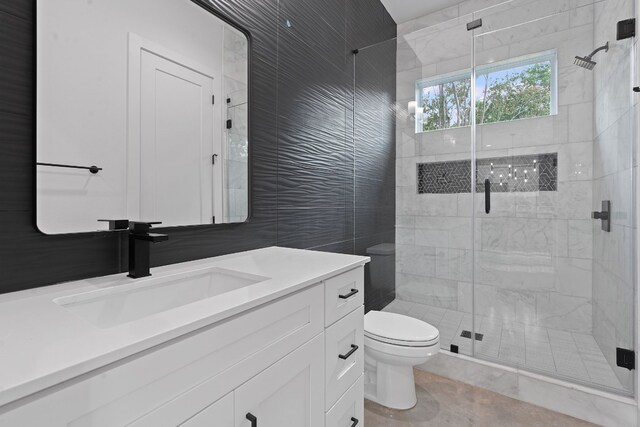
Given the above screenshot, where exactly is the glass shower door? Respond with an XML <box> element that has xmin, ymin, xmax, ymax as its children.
<box><xmin>389</xmin><ymin>14</ymin><xmax>476</xmax><ymax>357</ymax></box>
<box><xmin>471</xmin><ymin>0</ymin><xmax>635</xmax><ymax>394</ymax></box>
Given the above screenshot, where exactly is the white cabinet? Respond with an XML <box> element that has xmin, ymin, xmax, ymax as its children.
<box><xmin>325</xmin><ymin>376</ymin><xmax>364</xmax><ymax>427</ymax></box>
<box><xmin>234</xmin><ymin>334</ymin><xmax>325</xmax><ymax>427</ymax></box>
<box><xmin>130</xmin><ymin>392</ymin><xmax>234</xmax><ymax>427</ymax></box>
<box><xmin>0</xmin><ymin>267</ymin><xmax>365</xmax><ymax>427</ymax></box>
<box><xmin>180</xmin><ymin>393</ymin><xmax>234</xmax><ymax>427</ymax></box>
<box><xmin>325</xmin><ymin>306</ymin><xmax>364</xmax><ymax>410</ymax></box>
<box><xmin>322</xmin><ymin>269</ymin><xmax>365</xmax><ymax>425</ymax></box>
<box><xmin>324</xmin><ymin>267</ymin><xmax>364</xmax><ymax>327</ymax></box>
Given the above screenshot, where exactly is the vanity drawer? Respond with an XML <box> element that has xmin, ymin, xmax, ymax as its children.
<box><xmin>325</xmin><ymin>375</ymin><xmax>364</xmax><ymax>427</ymax></box>
<box><xmin>0</xmin><ymin>285</ymin><xmax>324</xmax><ymax>427</ymax></box>
<box><xmin>325</xmin><ymin>305</ymin><xmax>364</xmax><ymax>411</ymax></box>
<box><xmin>324</xmin><ymin>267</ymin><xmax>364</xmax><ymax>327</ymax></box>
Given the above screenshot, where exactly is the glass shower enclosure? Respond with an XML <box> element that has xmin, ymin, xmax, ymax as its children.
<box><xmin>356</xmin><ymin>0</ymin><xmax>636</xmax><ymax>395</ymax></box>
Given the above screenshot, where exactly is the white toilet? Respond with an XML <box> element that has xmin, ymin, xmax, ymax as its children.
<box><xmin>363</xmin><ymin>310</ymin><xmax>440</xmax><ymax>410</ymax></box>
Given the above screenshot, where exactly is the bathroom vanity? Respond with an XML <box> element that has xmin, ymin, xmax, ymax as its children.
<box><xmin>0</xmin><ymin>247</ymin><xmax>368</xmax><ymax>426</ymax></box>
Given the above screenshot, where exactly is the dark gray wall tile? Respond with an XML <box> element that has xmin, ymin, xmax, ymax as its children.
<box><xmin>277</xmin><ymin>207</ymin><xmax>352</xmax><ymax>249</ymax></box>
<box><xmin>279</xmin><ymin>0</ymin><xmax>347</xmax><ymax>71</ymax></box>
<box><xmin>278</xmin><ymin>162</ymin><xmax>350</xmax><ymax>209</ymax></box>
<box><xmin>0</xmin><ymin>111</ymin><xmax>32</xmax><ymax>211</ymax></box>
<box><xmin>0</xmin><ymin>1</ymin><xmax>31</xmax><ymax>20</ymax></box>
<box><xmin>0</xmin><ymin>12</ymin><xmax>32</xmax><ymax>116</ymax></box>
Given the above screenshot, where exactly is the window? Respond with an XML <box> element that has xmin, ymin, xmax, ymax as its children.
<box><xmin>415</xmin><ymin>50</ymin><xmax>557</xmax><ymax>133</ymax></box>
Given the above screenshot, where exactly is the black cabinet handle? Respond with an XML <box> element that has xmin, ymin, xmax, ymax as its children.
<box><xmin>484</xmin><ymin>178</ymin><xmax>491</xmax><ymax>214</ymax></box>
<box><xmin>339</xmin><ymin>289</ymin><xmax>358</xmax><ymax>299</ymax></box>
<box><xmin>339</xmin><ymin>344</ymin><xmax>359</xmax><ymax>360</ymax></box>
<box><xmin>246</xmin><ymin>413</ymin><xmax>257</xmax><ymax>427</ymax></box>
<box><xmin>350</xmin><ymin>417</ymin><xmax>359</xmax><ymax>427</ymax></box>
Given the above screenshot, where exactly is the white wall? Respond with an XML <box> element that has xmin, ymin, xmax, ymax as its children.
<box><xmin>36</xmin><ymin>0</ymin><xmax>226</xmax><ymax>233</ymax></box>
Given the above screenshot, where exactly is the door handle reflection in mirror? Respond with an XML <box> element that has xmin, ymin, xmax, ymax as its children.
<box><xmin>484</xmin><ymin>178</ymin><xmax>491</xmax><ymax>214</ymax></box>
<box><xmin>246</xmin><ymin>413</ymin><xmax>257</xmax><ymax>427</ymax></box>
<box><xmin>339</xmin><ymin>344</ymin><xmax>359</xmax><ymax>360</ymax></box>
<box><xmin>339</xmin><ymin>289</ymin><xmax>358</xmax><ymax>299</ymax></box>
<box><xmin>350</xmin><ymin>417</ymin><xmax>359</xmax><ymax>427</ymax></box>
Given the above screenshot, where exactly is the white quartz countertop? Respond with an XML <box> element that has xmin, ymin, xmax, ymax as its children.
<box><xmin>0</xmin><ymin>247</ymin><xmax>369</xmax><ymax>408</ymax></box>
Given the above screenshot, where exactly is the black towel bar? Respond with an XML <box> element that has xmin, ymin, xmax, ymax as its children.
<box><xmin>37</xmin><ymin>162</ymin><xmax>102</xmax><ymax>174</ymax></box>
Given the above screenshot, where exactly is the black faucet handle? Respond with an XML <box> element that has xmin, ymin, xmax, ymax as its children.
<box><xmin>129</xmin><ymin>221</ymin><xmax>162</xmax><ymax>234</ymax></box>
<box><xmin>98</xmin><ymin>219</ymin><xmax>130</xmax><ymax>230</ymax></box>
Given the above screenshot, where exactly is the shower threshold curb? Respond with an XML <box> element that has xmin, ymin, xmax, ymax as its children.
<box><xmin>417</xmin><ymin>350</ymin><xmax>637</xmax><ymax>426</ymax></box>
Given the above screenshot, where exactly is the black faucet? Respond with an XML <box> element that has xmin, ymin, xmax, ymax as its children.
<box><xmin>127</xmin><ymin>221</ymin><xmax>169</xmax><ymax>278</ymax></box>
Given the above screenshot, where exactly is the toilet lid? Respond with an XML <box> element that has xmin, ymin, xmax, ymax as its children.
<box><xmin>365</xmin><ymin>311</ymin><xmax>439</xmax><ymax>345</ymax></box>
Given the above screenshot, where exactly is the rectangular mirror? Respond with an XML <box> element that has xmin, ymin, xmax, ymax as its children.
<box><xmin>36</xmin><ymin>0</ymin><xmax>249</xmax><ymax>234</ymax></box>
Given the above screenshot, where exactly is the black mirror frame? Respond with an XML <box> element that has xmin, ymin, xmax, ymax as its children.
<box><xmin>32</xmin><ymin>0</ymin><xmax>253</xmax><ymax>236</ymax></box>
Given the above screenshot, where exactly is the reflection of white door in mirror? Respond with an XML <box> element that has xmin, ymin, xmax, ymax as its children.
<box><xmin>128</xmin><ymin>35</ymin><xmax>223</xmax><ymax>227</ymax></box>
<box><xmin>36</xmin><ymin>0</ymin><xmax>248</xmax><ymax>233</ymax></box>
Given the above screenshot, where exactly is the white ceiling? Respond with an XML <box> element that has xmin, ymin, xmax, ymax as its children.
<box><xmin>380</xmin><ymin>0</ymin><xmax>462</xmax><ymax>24</ymax></box>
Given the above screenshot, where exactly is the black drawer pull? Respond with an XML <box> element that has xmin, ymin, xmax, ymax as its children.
<box><xmin>246</xmin><ymin>413</ymin><xmax>257</xmax><ymax>427</ymax></box>
<box><xmin>339</xmin><ymin>344</ymin><xmax>359</xmax><ymax>360</ymax></box>
<box><xmin>350</xmin><ymin>417</ymin><xmax>359</xmax><ymax>427</ymax></box>
<box><xmin>339</xmin><ymin>288</ymin><xmax>358</xmax><ymax>299</ymax></box>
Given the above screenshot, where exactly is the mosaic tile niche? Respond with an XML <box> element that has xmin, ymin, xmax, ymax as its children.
<box><xmin>417</xmin><ymin>153</ymin><xmax>557</xmax><ymax>194</ymax></box>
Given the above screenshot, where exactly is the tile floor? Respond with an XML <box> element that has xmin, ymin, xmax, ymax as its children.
<box><xmin>364</xmin><ymin>369</ymin><xmax>597</xmax><ymax>427</ymax></box>
<box><xmin>381</xmin><ymin>299</ymin><xmax>624</xmax><ymax>392</ymax></box>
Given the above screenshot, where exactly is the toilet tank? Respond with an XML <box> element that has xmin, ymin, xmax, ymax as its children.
<box><xmin>366</xmin><ymin>243</ymin><xmax>395</xmax><ymax>290</ymax></box>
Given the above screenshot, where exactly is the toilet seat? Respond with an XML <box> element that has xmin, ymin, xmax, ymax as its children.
<box><xmin>364</xmin><ymin>311</ymin><xmax>439</xmax><ymax>347</ymax></box>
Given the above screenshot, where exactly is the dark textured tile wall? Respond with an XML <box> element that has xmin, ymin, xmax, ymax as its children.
<box><xmin>0</xmin><ymin>0</ymin><xmax>396</xmax><ymax>308</ymax></box>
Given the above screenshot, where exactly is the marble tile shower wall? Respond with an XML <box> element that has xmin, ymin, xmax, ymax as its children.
<box><xmin>0</xmin><ymin>0</ymin><xmax>396</xmax><ymax>295</ymax></box>
<box><xmin>591</xmin><ymin>0</ymin><xmax>636</xmax><ymax>392</ymax></box>
<box><xmin>395</xmin><ymin>0</ymin><xmax>597</xmax><ymax>334</ymax></box>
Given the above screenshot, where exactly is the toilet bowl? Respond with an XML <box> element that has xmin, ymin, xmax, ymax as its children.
<box><xmin>363</xmin><ymin>310</ymin><xmax>439</xmax><ymax>410</ymax></box>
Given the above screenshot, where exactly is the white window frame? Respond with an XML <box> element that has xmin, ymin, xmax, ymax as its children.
<box><xmin>414</xmin><ymin>49</ymin><xmax>558</xmax><ymax>134</ymax></box>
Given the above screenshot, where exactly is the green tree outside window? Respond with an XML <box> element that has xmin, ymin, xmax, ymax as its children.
<box><xmin>417</xmin><ymin>56</ymin><xmax>554</xmax><ymax>133</ymax></box>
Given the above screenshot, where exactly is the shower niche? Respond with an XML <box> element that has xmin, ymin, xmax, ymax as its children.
<box><xmin>417</xmin><ymin>153</ymin><xmax>558</xmax><ymax>194</ymax></box>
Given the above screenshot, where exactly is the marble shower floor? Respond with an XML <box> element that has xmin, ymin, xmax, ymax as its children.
<box><xmin>364</xmin><ymin>369</ymin><xmax>596</xmax><ymax>427</ymax></box>
<box><xmin>382</xmin><ymin>299</ymin><xmax>624</xmax><ymax>392</ymax></box>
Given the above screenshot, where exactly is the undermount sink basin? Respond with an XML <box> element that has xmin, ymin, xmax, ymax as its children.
<box><xmin>54</xmin><ymin>267</ymin><xmax>270</xmax><ymax>328</ymax></box>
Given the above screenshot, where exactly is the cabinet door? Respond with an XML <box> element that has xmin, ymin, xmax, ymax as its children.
<box><xmin>181</xmin><ymin>393</ymin><xmax>233</xmax><ymax>427</ymax></box>
<box><xmin>128</xmin><ymin>392</ymin><xmax>233</xmax><ymax>427</ymax></box>
<box><xmin>234</xmin><ymin>334</ymin><xmax>324</xmax><ymax>427</ymax></box>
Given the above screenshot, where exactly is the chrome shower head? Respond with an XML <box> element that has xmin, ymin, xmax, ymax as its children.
<box><xmin>574</xmin><ymin>42</ymin><xmax>609</xmax><ymax>70</ymax></box>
